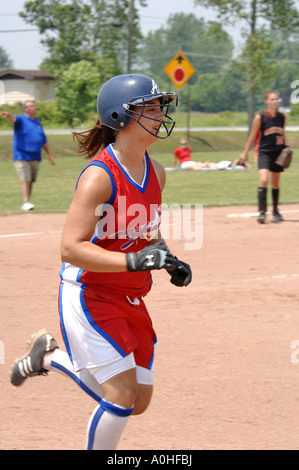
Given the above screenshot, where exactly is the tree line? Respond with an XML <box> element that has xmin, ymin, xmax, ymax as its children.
<box><xmin>2</xmin><ymin>0</ymin><xmax>299</xmax><ymax>127</ymax></box>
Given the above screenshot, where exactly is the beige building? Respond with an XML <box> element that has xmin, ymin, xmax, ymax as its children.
<box><xmin>0</xmin><ymin>69</ymin><xmax>55</xmax><ymax>105</ymax></box>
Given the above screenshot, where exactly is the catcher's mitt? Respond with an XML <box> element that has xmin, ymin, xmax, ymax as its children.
<box><xmin>275</xmin><ymin>147</ymin><xmax>293</xmax><ymax>169</ymax></box>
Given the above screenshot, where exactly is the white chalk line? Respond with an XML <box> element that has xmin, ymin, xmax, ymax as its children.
<box><xmin>242</xmin><ymin>273</ymin><xmax>299</xmax><ymax>283</ymax></box>
<box><xmin>1</xmin><ymin>230</ymin><xmax>298</xmax><ymax>285</ymax></box>
<box><xmin>0</xmin><ymin>222</ymin><xmax>176</xmax><ymax>240</ymax></box>
<box><xmin>228</xmin><ymin>209</ymin><xmax>299</xmax><ymax>218</ymax></box>
<box><xmin>0</xmin><ymin>230</ymin><xmax>62</xmax><ymax>239</ymax></box>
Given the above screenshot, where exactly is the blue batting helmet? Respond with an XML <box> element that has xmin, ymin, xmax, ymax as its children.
<box><xmin>97</xmin><ymin>74</ymin><xmax>178</xmax><ymax>139</ymax></box>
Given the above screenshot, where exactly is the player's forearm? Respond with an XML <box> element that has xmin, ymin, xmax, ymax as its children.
<box><xmin>242</xmin><ymin>116</ymin><xmax>260</xmax><ymax>159</ymax></box>
<box><xmin>245</xmin><ymin>134</ymin><xmax>256</xmax><ymax>153</ymax></box>
<box><xmin>241</xmin><ymin>134</ymin><xmax>256</xmax><ymax>160</ymax></box>
<box><xmin>61</xmin><ymin>240</ymin><xmax>128</xmax><ymax>272</ymax></box>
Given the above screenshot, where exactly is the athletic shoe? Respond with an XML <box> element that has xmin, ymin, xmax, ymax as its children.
<box><xmin>10</xmin><ymin>329</ymin><xmax>58</xmax><ymax>387</ymax></box>
<box><xmin>273</xmin><ymin>210</ymin><xmax>284</xmax><ymax>222</ymax></box>
<box><xmin>257</xmin><ymin>212</ymin><xmax>266</xmax><ymax>224</ymax></box>
<box><xmin>21</xmin><ymin>201</ymin><xmax>34</xmax><ymax>211</ymax></box>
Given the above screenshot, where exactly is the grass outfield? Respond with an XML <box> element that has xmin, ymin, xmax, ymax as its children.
<box><xmin>0</xmin><ymin>131</ymin><xmax>298</xmax><ymax>215</ymax></box>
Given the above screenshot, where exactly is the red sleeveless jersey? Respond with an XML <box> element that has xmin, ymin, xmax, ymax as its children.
<box><xmin>60</xmin><ymin>144</ymin><xmax>162</xmax><ymax>298</ymax></box>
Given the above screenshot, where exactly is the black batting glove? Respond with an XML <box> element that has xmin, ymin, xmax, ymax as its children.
<box><xmin>127</xmin><ymin>241</ymin><xmax>176</xmax><ymax>272</ymax></box>
<box><xmin>167</xmin><ymin>257</ymin><xmax>192</xmax><ymax>287</ymax></box>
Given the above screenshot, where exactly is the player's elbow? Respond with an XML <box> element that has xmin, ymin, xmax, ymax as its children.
<box><xmin>61</xmin><ymin>247</ymin><xmax>71</xmax><ymax>264</ymax></box>
<box><xmin>60</xmin><ymin>239</ymin><xmax>76</xmax><ymax>264</ymax></box>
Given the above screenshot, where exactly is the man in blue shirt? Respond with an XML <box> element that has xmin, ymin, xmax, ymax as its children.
<box><xmin>0</xmin><ymin>100</ymin><xmax>55</xmax><ymax>211</ymax></box>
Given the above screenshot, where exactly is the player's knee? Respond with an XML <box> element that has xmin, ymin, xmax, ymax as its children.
<box><xmin>132</xmin><ymin>384</ymin><xmax>153</xmax><ymax>415</ymax></box>
<box><xmin>120</xmin><ymin>381</ymin><xmax>139</xmax><ymax>407</ymax></box>
<box><xmin>132</xmin><ymin>399</ymin><xmax>150</xmax><ymax>415</ymax></box>
<box><xmin>259</xmin><ymin>176</ymin><xmax>268</xmax><ymax>187</ymax></box>
<box><xmin>102</xmin><ymin>369</ymin><xmax>139</xmax><ymax>409</ymax></box>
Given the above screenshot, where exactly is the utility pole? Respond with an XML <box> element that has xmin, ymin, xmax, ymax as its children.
<box><xmin>127</xmin><ymin>0</ymin><xmax>134</xmax><ymax>73</ymax></box>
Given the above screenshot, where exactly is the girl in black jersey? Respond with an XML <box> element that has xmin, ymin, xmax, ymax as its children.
<box><xmin>241</xmin><ymin>89</ymin><xmax>290</xmax><ymax>223</ymax></box>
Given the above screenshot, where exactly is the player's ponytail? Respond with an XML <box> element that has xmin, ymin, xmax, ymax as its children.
<box><xmin>72</xmin><ymin>119</ymin><xmax>116</xmax><ymax>159</ymax></box>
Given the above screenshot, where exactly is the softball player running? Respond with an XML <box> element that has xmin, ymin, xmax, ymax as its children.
<box><xmin>10</xmin><ymin>74</ymin><xmax>192</xmax><ymax>450</ymax></box>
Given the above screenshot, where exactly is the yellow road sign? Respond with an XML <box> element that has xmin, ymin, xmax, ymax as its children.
<box><xmin>164</xmin><ymin>50</ymin><xmax>196</xmax><ymax>89</ymax></box>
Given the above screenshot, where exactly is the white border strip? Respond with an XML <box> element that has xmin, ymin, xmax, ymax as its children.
<box><xmin>0</xmin><ymin>230</ymin><xmax>62</xmax><ymax>239</ymax></box>
<box><xmin>228</xmin><ymin>209</ymin><xmax>299</xmax><ymax>218</ymax></box>
<box><xmin>242</xmin><ymin>273</ymin><xmax>299</xmax><ymax>283</ymax></box>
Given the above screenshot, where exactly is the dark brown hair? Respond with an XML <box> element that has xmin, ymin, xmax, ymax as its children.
<box><xmin>72</xmin><ymin>119</ymin><xmax>116</xmax><ymax>159</ymax></box>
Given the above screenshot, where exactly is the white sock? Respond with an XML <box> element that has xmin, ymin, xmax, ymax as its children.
<box><xmin>43</xmin><ymin>349</ymin><xmax>102</xmax><ymax>402</ymax></box>
<box><xmin>86</xmin><ymin>399</ymin><xmax>133</xmax><ymax>450</ymax></box>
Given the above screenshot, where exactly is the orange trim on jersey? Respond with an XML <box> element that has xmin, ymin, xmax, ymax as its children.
<box><xmin>264</xmin><ymin>109</ymin><xmax>278</xmax><ymax>119</ymax></box>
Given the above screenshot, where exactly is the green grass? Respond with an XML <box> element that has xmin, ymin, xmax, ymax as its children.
<box><xmin>156</xmin><ymin>149</ymin><xmax>299</xmax><ymax>207</ymax></box>
<box><xmin>0</xmin><ymin>157</ymin><xmax>85</xmax><ymax>214</ymax></box>
<box><xmin>0</xmin><ymin>131</ymin><xmax>298</xmax><ymax>215</ymax></box>
<box><xmin>171</xmin><ymin>110</ymin><xmax>299</xmax><ymax>128</ymax></box>
<box><xmin>2</xmin><ymin>109</ymin><xmax>299</xmax><ymax>132</ymax></box>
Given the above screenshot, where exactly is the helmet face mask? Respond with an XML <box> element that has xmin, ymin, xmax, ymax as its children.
<box><xmin>97</xmin><ymin>74</ymin><xmax>178</xmax><ymax>139</ymax></box>
<box><xmin>124</xmin><ymin>92</ymin><xmax>178</xmax><ymax>139</ymax></box>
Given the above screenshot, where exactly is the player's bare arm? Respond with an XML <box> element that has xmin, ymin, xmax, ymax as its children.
<box><xmin>148</xmin><ymin>159</ymin><xmax>166</xmax><ymax>244</ymax></box>
<box><xmin>61</xmin><ymin>165</ymin><xmax>128</xmax><ymax>272</ymax></box>
<box><xmin>151</xmin><ymin>158</ymin><xmax>166</xmax><ymax>191</ymax></box>
<box><xmin>241</xmin><ymin>114</ymin><xmax>261</xmax><ymax>160</ymax></box>
<box><xmin>61</xmin><ymin>164</ymin><xmax>174</xmax><ymax>274</ymax></box>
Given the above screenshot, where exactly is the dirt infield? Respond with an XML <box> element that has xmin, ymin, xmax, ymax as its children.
<box><xmin>1</xmin><ymin>204</ymin><xmax>299</xmax><ymax>450</ymax></box>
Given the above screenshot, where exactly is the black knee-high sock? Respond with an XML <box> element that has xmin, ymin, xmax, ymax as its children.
<box><xmin>272</xmin><ymin>188</ymin><xmax>279</xmax><ymax>212</ymax></box>
<box><xmin>258</xmin><ymin>187</ymin><xmax>267</xmax><ymax>214</ymax></box>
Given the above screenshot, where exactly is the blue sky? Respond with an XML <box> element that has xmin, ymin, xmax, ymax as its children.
<box><xmin>0</xmin><ymin>0</ymin><xmax>241</xmax><ymax>70</ymax></box>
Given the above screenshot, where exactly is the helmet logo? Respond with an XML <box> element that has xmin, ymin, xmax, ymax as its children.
<box><xmin>151</xmin><ymin>79</ymin><xmax>160</xmax><ymax>95</ymax></box>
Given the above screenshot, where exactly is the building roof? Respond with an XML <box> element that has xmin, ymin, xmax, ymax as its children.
<box><xmin>0</xmin><ymin>70</ymin><xmax>54</xmax><ymax>80</ymax></box>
